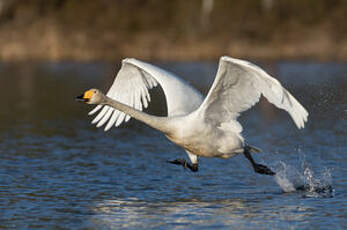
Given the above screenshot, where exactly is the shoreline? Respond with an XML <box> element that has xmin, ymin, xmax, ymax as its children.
<box><xmin>1</xmin><ymin>37</ymin><xmax>345</xmax><ymax>62</ymax></box>
<box><xmin>0</xmin><ymin>1</ymin><xmax>346</xmax><ymax>62</ymax></box>
<box><xmin>1</xmin><ymin>26</ymin><xmax>345</xmax><ymax>62</ymax></box>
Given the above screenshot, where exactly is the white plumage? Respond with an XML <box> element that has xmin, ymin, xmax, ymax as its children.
<box><xmin>82</xmin><ymin>56</ymin><xmax>308</xmax><ymax>170</ymax></box>
<box><xmin>198</xmin><ymin>56</ymin><xmax>308</xmax><ymax>130</ymax></box>
<box><xmin>89</xmin><ymin>58</ymin><xmax>203</xmax><ymax>131</ymax></box>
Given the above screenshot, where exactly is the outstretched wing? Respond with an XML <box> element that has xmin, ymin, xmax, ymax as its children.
<box><xmin>89</xmin><ymin>58</ymin><xmax>203</xmax><ymax>131</ymax></box>
<box><xmin>197</xmin><ymin>56</ymin><xmax>308</xmax><ymax>130</ymax></box>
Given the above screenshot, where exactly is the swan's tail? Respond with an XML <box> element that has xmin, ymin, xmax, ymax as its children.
<box><xmin>245</xmin><ymin>145</ymin><xmax>262</xmax><ymax>153</ymax></box>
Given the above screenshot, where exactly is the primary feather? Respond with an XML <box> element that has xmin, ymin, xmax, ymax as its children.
<box><xmin>197</xmin><ymin>56</ymin><xmax>308</xmax><ymax>130</ymax></box>
<box><xmin>89</xmin><ymin>58</ymin><xmax>203</xmax><ymax>131</ymax></box>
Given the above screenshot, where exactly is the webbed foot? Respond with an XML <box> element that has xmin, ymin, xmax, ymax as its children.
<box><xmin>243</xmin><ymin>146</ymin><xmax>275</xmax><ymax>176</ymax></box>
<box><xmin>168</xmin><ymin>159</ymin><xmax>198</xmax><ymax>172</ymax></box>
<box><xmin>253</xmin><ymin>163</ymin><xmax>276</xmax><ymax>175</ymax></box>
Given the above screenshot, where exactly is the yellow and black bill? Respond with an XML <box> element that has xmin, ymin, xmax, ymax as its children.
<box><xmin>76</xmin><ymin>90</ymin><xmax>93</xmax><ymax>102</ymax></box>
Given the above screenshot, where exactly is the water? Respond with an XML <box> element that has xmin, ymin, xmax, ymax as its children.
<box><xmin>0</xmin><ymin>61</ymin><xmax>346</xmax><ymax>229</ymax></box>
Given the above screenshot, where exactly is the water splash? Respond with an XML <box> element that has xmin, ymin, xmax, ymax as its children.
<box><xmin>273</xmin><ymin>158</ymin><xmax>334</xmax><ymax>198</ymax></box>
<box><xmin>300</xmin><ymin>167</ymin><xmax>334</xmax><ymax>198</ymax></box>
<box><xmin>274</xmin><ymin>162</ymin><xmax>303</xmax><ymax>193</ymax></box>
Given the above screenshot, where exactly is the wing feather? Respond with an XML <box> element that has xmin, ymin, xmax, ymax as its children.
<box><xmin>88</xmin><ymin>58</ymin><xmax>203</xmax><ymax>131</ymax></box>
<box><xmin>88</xmin><ymin>105</ymin><xmax>102</xmax><ymax>115</ymax></box>
<box><xmin>89</xmin><ymin>59</ymin><xmax>158</xmax><ymax>130</ymax></box>
<box><xmin>115</xmin><ymin>112</ymin><xmax>126</xmax><ymax>127</ymax></box>
<box><xmin>97</xmin><ymin>108</ymin><xmax>113</xmax><ymax>128</ymax></box>
<box><xmin>92</xmin><ymin>106</ymin><xmax>109</xmax><ymax>124</ymax></box>
<box><xmin>140</xmin><ymin>87</ymin><xmax>148</xmax><ymax>108</ymax></box>
<box><xmin>198</xmin><ymin>56</ymin><xmax>308</xmax><ymax>130</ymax></box>
<box><xmin>105</xmin><ymin>110</ymin><xmax>119</xmax><ymax>131</ymax></box>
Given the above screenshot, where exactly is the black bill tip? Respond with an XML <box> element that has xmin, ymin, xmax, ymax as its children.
<box><xmin>75</xmin><ymin>94</ymin><xmax>88</xmax><ymax>102</ymax></box>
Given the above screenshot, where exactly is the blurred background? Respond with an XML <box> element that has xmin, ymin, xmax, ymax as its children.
<box><xmin>0</xmin><ymin>0</ymin><xmax>346</xmax><ymax>61</ymax></box>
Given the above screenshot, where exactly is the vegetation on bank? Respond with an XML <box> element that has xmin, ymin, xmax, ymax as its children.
<box><xmin>0</xmin><ymin>0</ymin><xmax>346</xmax><ymax>61</ymax></box>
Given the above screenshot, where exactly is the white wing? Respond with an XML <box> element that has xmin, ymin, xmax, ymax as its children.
<box><xmin>89</xmin><ymin>58</ymin><xmax>204</xmax><ymax>131</ymax></box>
<box><xmin>197</xmin><ymin>56</ymin><xmax>308</xmax><ymax>130</ymax></box>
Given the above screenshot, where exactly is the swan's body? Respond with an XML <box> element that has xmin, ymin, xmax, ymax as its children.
<box><xmin>77</xmin><ymin>56</ymin><xmax>308</xmax><ymax>174</ymax></box>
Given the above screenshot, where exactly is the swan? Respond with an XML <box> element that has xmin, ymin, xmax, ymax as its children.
<box><xmin>76</xmin><ymin>56</ymin><xmax>308</xmax><ymax>175</ymax></box>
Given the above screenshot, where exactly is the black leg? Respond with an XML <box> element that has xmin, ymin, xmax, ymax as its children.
<box><xmin>243</xmin><ymin>147</ymin><xmax>275</xmax><ymax>176</ymax></box>
<box><xmin>168</xmin><ymin>159</ymin><xmax>198</xmax><ymax>172</ymax></box>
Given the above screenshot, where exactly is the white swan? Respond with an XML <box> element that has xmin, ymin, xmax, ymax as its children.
<box><xmin>77</xmin><ymin>56</ymin><xmax>308</xmax><ymax>175</ymax></box>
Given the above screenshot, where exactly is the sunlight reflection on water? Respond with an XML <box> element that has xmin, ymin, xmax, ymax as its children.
<box><xmin>90</xmin><ymin>196</ymin><xmax>319</xmax><ymax>229</ymax></box>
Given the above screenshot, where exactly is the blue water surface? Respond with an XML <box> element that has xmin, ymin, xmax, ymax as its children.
<box><xmin>0</xmin><ymin>60</ymin><xmax>346</xmax><ymax>229</ymax></box>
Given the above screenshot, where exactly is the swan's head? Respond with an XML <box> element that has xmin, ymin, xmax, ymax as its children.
<box><xmin>76</xmin><ymin>88</ymin><xmax>106</xmax><ymax>104</ymax></box>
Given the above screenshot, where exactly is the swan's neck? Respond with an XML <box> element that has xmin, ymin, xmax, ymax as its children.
<box><xmin>102</xmin><ymin>96</ymin><xmax>173</xmax><ymax>134</ymax></box>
